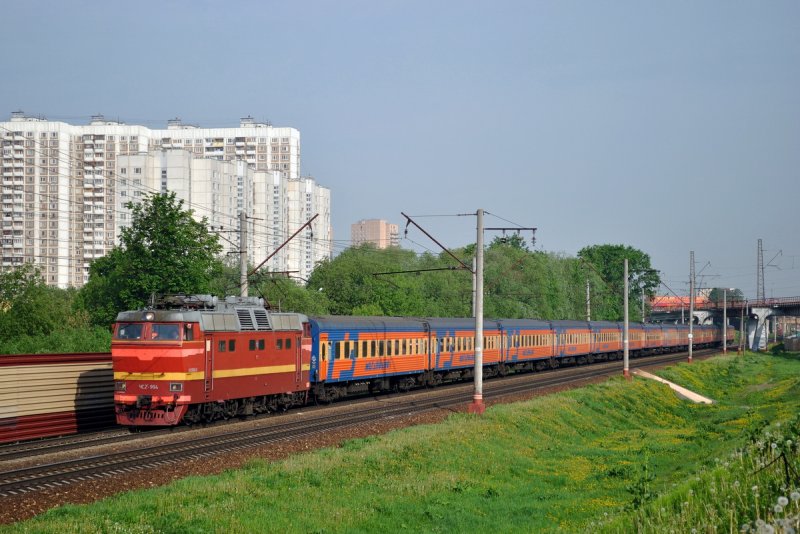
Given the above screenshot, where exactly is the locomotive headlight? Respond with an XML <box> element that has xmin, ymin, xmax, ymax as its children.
<box><xmin>144</xmin><ymin>312</ymin><xmax>155</xmax><ymax>321</ymax></box>
<box><xmin>169</xmin><ymin>382</ymin><xmax>183</xmax><ymax>392</ymax></box>
<box><xmin>115</xmin><ymin>381</ymin><xmax>127</xmax><ymax>392</ymax></box>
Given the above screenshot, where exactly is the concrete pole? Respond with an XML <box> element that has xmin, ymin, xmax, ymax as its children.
<box><xmin>586</xmin><ymin>279</ymin><xmax>591</xmax><ymax>322</ymax></box>
<box><xmin>688</xmin><ymin>251</ymin><xmax>695</xmax><ymax>363</ymax></box>
<box><xmin>240</xmin><ymin>210</ymin><xmax>248</xmax><ymax>297</ymax></box>
<box><xmin>641</xmin><ymin>286</ymin><xmax>646</xmax><ymax>323</ymax></box>
<box><xmin>469</xmin><ymin>208</ymin><xmax>485</xmax><ymax>414</ymax></box>
<box><xmin>723</xmin><ymin>289</ymin><xmax>727</xmax><ymax>354</ymax></box>
<box><xmin>623</xmin><ymin>258</ymin><xmax>630</xmax><ymax>379</ymax></box>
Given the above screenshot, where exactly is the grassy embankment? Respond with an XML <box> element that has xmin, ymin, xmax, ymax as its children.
<box><xmin>4</xmin><ymin>351</ymin><xmax>800</xmax><ymax>533</ymax></box>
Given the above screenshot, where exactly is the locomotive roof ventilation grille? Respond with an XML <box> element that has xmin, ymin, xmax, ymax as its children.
<box><xmin>254</xmin><ymin>308</ymin><xmax>271</xmax><ymax>330</ymax></box>
<box><xmin>236</xmin><ymin>308</ymin><xmax>256</xmax><ymax>331</ymax></box>
<box><xmin>235</xmin><ymin>307</ymin><xmax>272</xmax><ymax>331</ymax></box>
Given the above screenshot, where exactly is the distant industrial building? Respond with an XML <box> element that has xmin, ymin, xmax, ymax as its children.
<box><xmin>351</xmin><ymin>219</ymin><xmax>399</xmax><ymax>249</ymax></box>
<box><xmin>0</xmin><ymin>112</ymin><xmax>331</xmax><ymax>287</ymax></box>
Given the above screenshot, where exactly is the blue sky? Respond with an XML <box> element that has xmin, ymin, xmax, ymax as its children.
<box><xmin>2</xmin><ymin>1</ymin><xmax>798</xmax><ymax>299</ymax></box>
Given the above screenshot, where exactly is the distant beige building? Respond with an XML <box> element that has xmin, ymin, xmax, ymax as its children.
<box><xmin>351</xmin><ymin>219</ymin><xmax>399</xmax><ymax>249</ymax></box>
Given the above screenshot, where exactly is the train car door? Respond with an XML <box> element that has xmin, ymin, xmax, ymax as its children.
<box><xmin>204</xmin><ymin>335</ymin><xmax>214</xmax><ymax>399</ymax></box>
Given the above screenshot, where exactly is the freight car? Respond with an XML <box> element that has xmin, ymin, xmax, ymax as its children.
<box><xmin>112</xmin><ymin>295</ymin><xmax>730</xmax><ymax>426</ymax></box>
<box><xmin>0</xmin><ymin>353</ymin><xmax>114</xmax><ymax>443</ymax></box>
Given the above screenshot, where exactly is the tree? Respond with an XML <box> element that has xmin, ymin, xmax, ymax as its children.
<box><xmin>0</xmin><ymin>264</ymin><xmax>110</xmax><ymax>353</ymax></box>
<box><xmin>708</xmin><ymin>287</ymin><xmax>744</xmax><ymax>305</ymax></box>
<box><xmin>577</xmin><ymin>244</ymin><xmax>661</xmax><ymax>321</ymax></box>
<box><xmin>0</xmin><ymin>264</ymin><xmax>55</xmax><ymax>339</ymax></box>
<box><xmin>78</xmin><ymin>192</ymin><xmax>224</xmax><ymax>326</ymax></box>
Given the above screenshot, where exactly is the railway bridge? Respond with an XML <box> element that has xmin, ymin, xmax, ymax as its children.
<box><xmin>650</xmin><ymin>296</ymin><xmax>800</xmax><ymax>351</ymax></box>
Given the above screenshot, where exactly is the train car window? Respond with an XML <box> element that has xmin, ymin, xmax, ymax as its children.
<box><xmin>115</xmin><ymin>323</ymin><xmax>143</xmax><ymax>340</ymax></box>
<box><xmin>229</xmin><ymin>340</ymin><xmax>235</xmax><ymax>351</ymax></box>
<box><xmin>218</xmin><ymin>340</ymin><xmax>226</xmax><ymax>352</ymax></box>
<box><xmin>345</xmin><ymin>341</ymin><xmax>353</xmax><ymax>358</ymax></box>
<box><xmin>371</xmin><ymin>341</ymin><xmax>376</xmax><ymax>357</ymax></box>
<box><xmin>258</xmin><ymin>339</ymin><xmax>265</xmax><ymax>350</ymax></box>
<box><xmin>402</xmin><ymin>340</ymin><xmax>407</xmax><ymax>355</ymax></box>
<box><xmin>362</xmin><ymin>340</ymin><xmax>368</xmax><ymax>358</ymax></box>
<box><xmin>334</xmin><ymin>342</ymin><xmax>341</xmax><ymax>359</ymax></box>
<box><xmin>277</xmin><ymin>339</ymin><xmax>283</xmax><ymax>350</ymax></box>
<box><xmin>286</xmin><ymin>338</ymin><xmax>292</xmax><ymax>349</ymax></box>
<box><xmin>352</xmin><ymin>342</ymin><xmax>359</xmax><ymax>358</ymax></box>
<box><xmin>379</xmin><ymin>340</ymin><xmax>385</xmax><ymax>357</ymax></box>
<box><xmin>183</xmin><ymin>324</ymin><xmax>194</xmax><ymax>341</ymax></box>
<box><xmin>321</xmin><ymin>342</ymin><xmax>327</xmax><ymax>360</ymax></box>
<box><xmin>249</xmin><ymin>340</ymin><xmax>256</xmax><ymax>350</ymax></box>
<box><xmin>395</xmin><ymin>340</ymin><xmax>401</xmax><ymax>355</ymax></box>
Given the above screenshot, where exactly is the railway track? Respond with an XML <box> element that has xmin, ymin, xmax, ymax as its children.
<box><xmin>0</xmin><ymin>349</ymin><xmax>716</xmax><ymax>497</ymax></box>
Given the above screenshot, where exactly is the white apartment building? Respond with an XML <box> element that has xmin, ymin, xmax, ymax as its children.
<box><xmin>0</xmin><ymin>112</ymin><xmax>331</xmax><ymax>288</ymax></box>
<box><xmin>351</xmin><ymin>219</ymin><xmax>399</xmax><ymax>249</ymax></box>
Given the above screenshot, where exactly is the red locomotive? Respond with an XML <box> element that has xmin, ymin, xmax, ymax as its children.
<box><xmin>113</xmin><ymin>295</ymin><xmax>310</xmax><ymax>425</ymax></box>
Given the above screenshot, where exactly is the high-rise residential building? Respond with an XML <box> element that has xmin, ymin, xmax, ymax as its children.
<box><xmin>351</xmin><ymin>219</ymin><xmax>399</xmax><ymax>249</ymax></box>
<box><xmin>0</xmin><ymin>112</ymin><xmax>331</xmax><ymax>288</ymax></box>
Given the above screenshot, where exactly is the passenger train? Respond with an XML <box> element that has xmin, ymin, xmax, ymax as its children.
<box><xmin>112</xmin><ymin>295</ymin><xmax>730</xmax><ymax>426</ymax></box>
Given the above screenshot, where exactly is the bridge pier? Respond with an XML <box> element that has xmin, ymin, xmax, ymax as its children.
<box><xmin>748</xmin><ymin>307</ymin><xmax>780</xmax><ymax>351</ymax></box>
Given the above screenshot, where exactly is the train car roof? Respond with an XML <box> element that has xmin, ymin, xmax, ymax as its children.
<box><xmin>589</xmin><ymin>321</ymin><xmax>623</xmax><ymax>329</ymax></box>
<box><xmin>496</xmin><ymin>319</ymin><xmax>552</xmax><ymax>329</ymax></box>
<box><xmin>425</xmin><ymin>317</ymin><xmax>501</xmax><ymax>330</ymax></box>
<box><xmin>309</xmin><ymin>316</ymin><xmax>429</xmax><ymax>332</ymax></box>
<box><xmin>551</xmin><ymin>320</ymin><xmax>592</xmax><ymax>329</ymax></box>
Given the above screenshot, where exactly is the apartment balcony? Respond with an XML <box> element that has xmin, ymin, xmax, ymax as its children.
<box><xmin>12</xmin><ymin>161</ymin><xmax>23</xmax><ymax>168</ymax></box>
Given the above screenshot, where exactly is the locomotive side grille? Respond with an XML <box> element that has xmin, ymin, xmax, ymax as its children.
<box><xmin>254</xmin><ymin>309</ymin><xmax>271</xmax><ymax>330</ymax></box>
<box><xmin>237</xmin><ymin>309</ymin><xmax>255</xmax><ymax>330</ymax></box>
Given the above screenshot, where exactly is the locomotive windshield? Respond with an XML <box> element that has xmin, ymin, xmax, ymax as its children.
<box><xmin>114</xmin><ymin>323</ymin><xmax>181</xmax><ymax>341</ymax></box>
<box><xmin>150</xmin><ymin>324</ymin><xmax>180</xmax><ymax>340</ymax></box>
<box><xmin>115</xmin><ymin>323</ymin><xmax>143</xmax><ymax>340</ymax></box>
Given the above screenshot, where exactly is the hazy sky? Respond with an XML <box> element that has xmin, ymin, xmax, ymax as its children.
<box><xmin>2</xmin><ymin>1</ymin><xmax>798</xmax><ymax>299</ymax></box>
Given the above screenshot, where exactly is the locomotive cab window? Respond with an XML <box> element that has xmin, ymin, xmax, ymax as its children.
<box><xmin>151</xmin><ymin>324</ymin><xmax>179</xmax><ymax>340</ymax></box>
<box><xmin>115</xmin><ymin>323</ymin><xmax>143</xmax><ymax>340</ymax></box>
<box><xmin>183</xmin><ymin>324</ymin><xmax>194</xmax><ymax>341</ymax></box>
<box><xmin>218</xmin><ymin>340</ymin><xmax>226</xmax><ymax>352</ymax></box>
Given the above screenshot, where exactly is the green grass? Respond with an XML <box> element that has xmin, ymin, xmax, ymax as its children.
<box><xmin>5</xmin><ymin>351</ymin><xmax>800</xmax><ymax>533</ymax></box>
